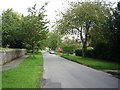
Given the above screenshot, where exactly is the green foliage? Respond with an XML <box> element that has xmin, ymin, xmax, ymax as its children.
<box><xmin>46</xmin><ymin>31</ymin><xmax>62</xmax><ymax>50</ymax></box>
<box><xmin>0</xmin><ymin>16</ymin><xmax>2</xmax><ymax>48</ymax></box>
<box><xmin>56</xmin><ymin>1</ymin><xmax>112</xmax><ymax>57</ymax></box>
<box><xmin>2</xmin><ymin>4</ymin><xmax>48</xmax><ymax>53</ymax></box>
<box><xmin>62</xmin><ymin>45</ymin><xmax>74</xmax><ymax>54</ymax></box>
<box><xmin>2</xmin><ymin>9</ymin><xmax>24</xmax><ymax>48</ymax></box>
<box><xmin>107</xmin><ymin>1</ymin><xmax>120</xmax><ymax>61</ymax></box>
<box><xmin>94</xmin><ymin>43</ymin><xmax>110</xmax><ymax>59</ymax></box>
<box><xmin>75</xmin><ymin>42</ymin><xmax>119</xmax><ymax>62</ymax></box>
<box><xmin>2</xmin><ymin>52</ymin><xmax>43</xmax><ymax>88</ymax></box>
<box><xmin>75</xmin><ymin>47</ymin><xmax>94</xmax><ymax>57</ymax></box>
<box><xmin>22</xmin><ymin>4</ymin><xmax>48</xmax><ymax>52</ymax></box>
<box><xmin>75</xmin><ymin>49</ymin><xmax>82</xmax><ymax>56</ymax></box>
<box><xmin>61</xmin><ymin>39</ymin><xmax>79</xmax><ymax>54</ymax></box>
<box><xmin>90</xmin><ymin>2</ymin><xmax>120</xmax><ymax>62</ymax></box>
<box><xmin>56</xmin><ymin>1</ymin><xmax>119</xmax><ymax>62</ymax></box>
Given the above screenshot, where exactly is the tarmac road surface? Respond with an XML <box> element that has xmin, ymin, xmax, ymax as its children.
<box><xmin>42</xmin><ymin>51</ymin><xmax>119</xmax><ymax>88</ymax></box>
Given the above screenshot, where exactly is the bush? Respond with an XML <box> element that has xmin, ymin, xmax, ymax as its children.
<box><xmin>75</xmin><ymin>44</ymin><xmax>119</xmax><ymax>62</ymax></box>
<box><xmin>75</xmin><ymin>47</ymin><xmax>94</xmax><ymax>57</ymax></box>
<box><xmin>94</xmin><ymin>43</ymin><xmax>109</xmax><ymax>59</ymax></box>
<box><xmin>75</xmin><ymin>45</ymin><xmax>110</xmax><ymax>59</ymax></box>
<box><xmin>62</xmin><ymin>43</ymin><xmax>77</xmax><ymax>54</ymax></box>
<box><xmin>62</xmin><ymin>45</ymin><xmax>74</xmax><ymax>54</ymax></box>
<box><xmin>75</xmin><ymin>49</ymin><xmax>95</xmax><ymax>58</ymax></box>
<box><xmin>86</xmin><ymin>49</ymin><xmax>95</xmax><ymax>58</ymax></box>
<box><xmin>75</xmin><ymin>49</ymin><xmax>82</xmax><ymax>56</ymax></box>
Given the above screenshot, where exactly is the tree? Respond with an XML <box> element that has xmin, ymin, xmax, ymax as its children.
<box><xmin>56</xmin><ymin>1</ymin><xmax>112</xmax><ymax>57</ymax></box>
<box><xmin>22</xmin><ymin>4</ymin><xmax>48</xmax><ymax>53</ymax></box>
<box><xmin>82</xmin><ymin>1</ymin><xmax>120</xmax><ymax>61</ymax></box>
<box><xmin>60</xmin><ymin>38</ymin><xmax>80</xmax><ymax>54</ymax></box>
<box><xmin>46</xmin><ymin>31</ymin><xmax>62</xmax><ymax>50</ymax></box>
<box><xmin>105</xmin><ymin>1</ymin><xmax>120</xmax><ymax>61</ymax></box>
<box><xmin>0</xmin><ymin>16</ymin><xmax>2</xmax><ymax>47</ymax></box>
<box><xmin>2</xmin><ymin>3</ymin><xmax>48</xmax><ymax>55</ymax></box>
<box><xmin>2</xmin><ymin>9</ymin><xmax>24</xmax><ymax>48</ymax></box>
<box><xmin>110</xmin><ymin>1</ymin><xmax>120</xmax><ymax>50</ymax></box>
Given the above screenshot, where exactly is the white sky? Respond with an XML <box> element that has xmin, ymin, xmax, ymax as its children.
<box><xmin>0</xmin><ymin>0</ymin><xmax>119</xmax><ymax>30</ymax></box>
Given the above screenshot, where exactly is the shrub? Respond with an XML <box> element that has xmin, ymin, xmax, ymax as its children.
<box><xmin>62</xmin><ymin>45</ymin><xmax>75</xmax><ymax>54</ymax></box>
<box><xmin>75</xmin><ymin>49</ymin><xmax>82</xmax><ymax>56</ymax></box>
<box><xmin>86</xmin><ymin>49</ymin><xmax>95</xmax><ymax>58</ymax></box>
<box><xmin>93</xmin><ymin>43</ymin><xmax>110</xmax><ymax>60</ymax></box>
<box><xmin>75</xmin><ymin>47</ymin><xmax>94</xmax><ymax>57</ymax></box>
<box><xmin>75</xmin><ymin>49</ymin><xmax>95</xmax><ymax>57</ymax></box>
<box><xmin>75</xmin><ymin>44</ymin><xmax>119</xmax><ymax>62</ymax></box>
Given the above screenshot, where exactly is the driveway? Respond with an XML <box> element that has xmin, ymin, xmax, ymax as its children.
<box><xmin>42</xmin><ymin>51</ymin><xmax>119</xmax><ymax>88</ymax></box>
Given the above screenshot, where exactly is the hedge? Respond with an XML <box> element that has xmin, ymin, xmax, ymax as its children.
<box><xmin>75</xmin><ymin>47</ymin><xmax>119</xmax><ymax>62</ymax></box>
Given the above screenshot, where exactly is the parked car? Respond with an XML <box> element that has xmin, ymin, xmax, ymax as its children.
<box><xmin>49</xmin><ymin>50</ymin><xmax>55</xmax><ymax>54</ymax></box>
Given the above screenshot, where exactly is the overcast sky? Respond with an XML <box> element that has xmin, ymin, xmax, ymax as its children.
<box><xmin>0</xmin><ymin>0</ymin><xmax>119</xmax><ymax>30</ymax></box>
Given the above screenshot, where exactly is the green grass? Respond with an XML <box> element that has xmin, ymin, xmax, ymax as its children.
<box><xmin>60</xmin><ymin>54</ymin><xmax>119</xmax><ymax>70</ymax></box>
<box><xmin>0</xmin><ymin>72</ymin><xmax>2</xmax><ymax>89</ymax></box>
<box><xmin>2</xmin><ymin>52</ymin><xmax>43</xmax><ymax>88</ymax></box>
<box><xmin>0</xmin><ymin>48</ymin><xmax>12</xmax><ymax>50</ymax></box>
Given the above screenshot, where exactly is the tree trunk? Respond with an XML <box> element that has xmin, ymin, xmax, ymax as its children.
<box><xmin>32</xmin><ymin>44</ymin><xmax>36</xmax><ymax>59</ymax></box>
<box><xmin>32</xmin><ymin>44</ymin><xmax>34</xmax><ymax>53</ymax></box>
<box><xmin>82</xmin><ymin>23</ymin><xmax>89</xmax><ymax>58</ymax></box>
<box><xmin>82</xmin><ymin>42</ymin><xmax>87</xmax><ymax>57</ymax></box>
<box><xmin>77</xmin><ymin>26</ymin><xmax>88</xmax><ymax>58</ymax></box>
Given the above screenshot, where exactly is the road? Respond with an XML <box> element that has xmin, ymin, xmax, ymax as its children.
<box><xmin>42</xmin><ymin>51</ymin><xmax>119</xmax><ymax>88</ymax></box>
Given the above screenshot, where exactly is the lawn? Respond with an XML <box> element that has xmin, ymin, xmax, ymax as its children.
<box><xmin>60</xmin><ymin>54</ymin><xmax>119</xmax><ymax>70</ymax></box>
<box><xmin>2</xmin><ymin>52</ymin><xmax>43</xmax><ymax>88</ymax></box>
<box><xmin>0</xmin><ymin>72</ymin><xmax>1</xmax><ymax>89</ymax></box>
<box><xmin>0</xmin><ymin>48</ymin><xmax>12</xmax><ymax>50</ymax></box>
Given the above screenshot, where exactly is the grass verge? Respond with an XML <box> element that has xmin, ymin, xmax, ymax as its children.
<box><xmin>60</xmin><ymin>54</ymin><xmax>119</xmax><ymax>70</ymax></box>
<box><xmin>2</xmin><ymin>52</ymin><xmax>43</xmax><ymax>88</ymax></box>
<box><xmin>0</xmin><ymin>71</ymin><xmax>1</xmax><ymax>89</ymax></box>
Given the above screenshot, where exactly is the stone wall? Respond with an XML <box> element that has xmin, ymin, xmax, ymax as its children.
<box><xmin>0</xmin><ymin>49</ymin><xmax>26</xmax><ymax>65</ymax></box>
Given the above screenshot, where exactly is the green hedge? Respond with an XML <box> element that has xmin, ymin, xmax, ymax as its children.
<box><xmin>75</xmin><ymin>49</ymin><xmax>95</xmax><ymax>58</ymax></box>
<box><xmin>75</xmin><ymin>49</ymin><xmax>82</xmax><ymax>56</ymax></box>
<box><xmin>75</xmin><ymin>45</ymin><xmax>119</xmax><ymax>62</ymax></box>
